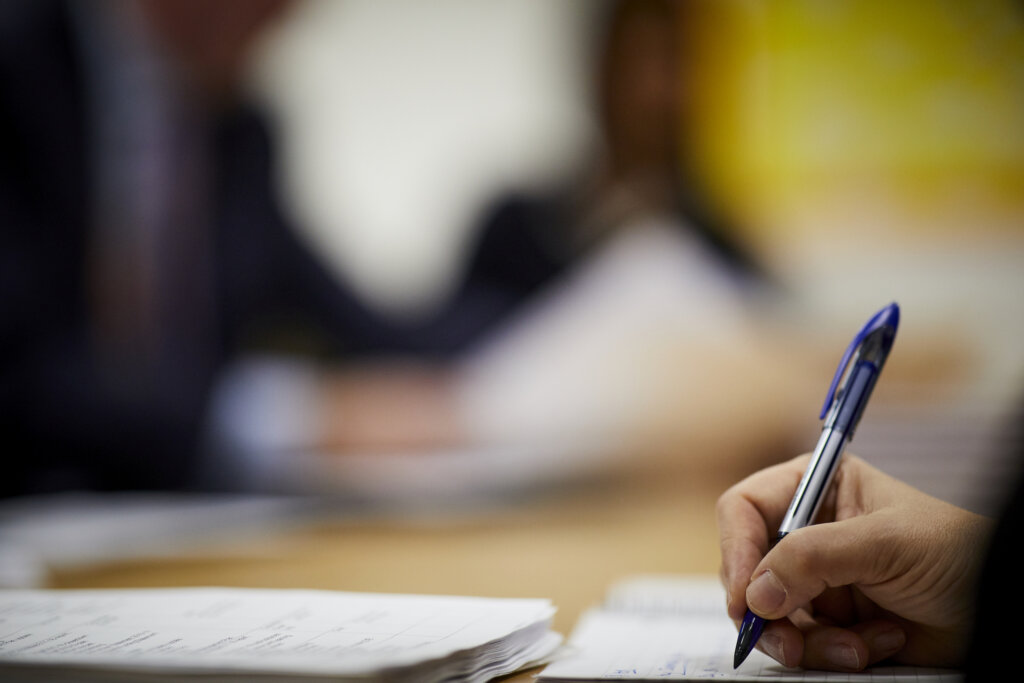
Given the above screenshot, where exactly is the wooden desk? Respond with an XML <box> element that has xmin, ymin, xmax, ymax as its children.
<box><xmin>48</xmin><ymin>458</ymin><xmax>737</xmax><ymax>680</ymax></box>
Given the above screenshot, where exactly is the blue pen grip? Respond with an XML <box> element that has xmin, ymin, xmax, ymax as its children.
<box><xmin>829</xmin><ymin>360</ymin><xmax>880</xmax><ymax>437</ymax></box>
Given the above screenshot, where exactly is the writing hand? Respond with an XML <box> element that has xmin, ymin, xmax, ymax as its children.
<box><xmin>717</xmin><ymin>455</ymin><xmax>991</xmax><ymax>671</ymax></box>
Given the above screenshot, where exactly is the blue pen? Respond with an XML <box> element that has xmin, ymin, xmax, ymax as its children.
<box><xmin>733</xmin><ymin>302</ymin><xmax>900</xmax><ymax>669</ymax></box>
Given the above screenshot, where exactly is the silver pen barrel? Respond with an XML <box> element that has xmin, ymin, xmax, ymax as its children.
<box><xmin>778</xmin><ymin>427</ymin><xmax>848</xmax><ymax>534</ymax></box>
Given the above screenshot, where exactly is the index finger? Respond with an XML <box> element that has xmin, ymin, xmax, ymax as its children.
<box><xmin>716</xmin><ymin>455</ymin><xmax>810</xmax><ymax>621</ymax></box>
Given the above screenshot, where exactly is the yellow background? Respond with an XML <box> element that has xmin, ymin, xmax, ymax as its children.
<box><xmin>682</xmin><ymin>0</ymin><xmax>1024</xmax><ymax>246</ymax></box>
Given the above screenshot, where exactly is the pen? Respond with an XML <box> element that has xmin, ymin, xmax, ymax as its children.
<box><xmin>732</xmin><ymin>302</ymin><xmax>900</xmax><ymax>669</ymax></box>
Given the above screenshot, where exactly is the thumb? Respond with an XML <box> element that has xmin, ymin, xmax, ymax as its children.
<box><xmin>745</xmin><ymin>516</ymin><xmax>893</xmax><ymax>619</ymax></box>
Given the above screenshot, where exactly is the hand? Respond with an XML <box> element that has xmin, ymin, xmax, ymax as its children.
<box><xmin>316</xmin><ymin>362</ymin><xmax>463</xmax><ymax>453</ymax></box>
<box><xmin>717</xmin><ymin>454</ymin><xmax>992</xmax><ymax>671</ymax></box>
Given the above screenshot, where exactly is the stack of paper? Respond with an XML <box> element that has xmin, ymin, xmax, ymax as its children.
<box><xmin>0</xmin><ymin>587</ymin><xmax>560</xmax><ymax>682</ymax></box>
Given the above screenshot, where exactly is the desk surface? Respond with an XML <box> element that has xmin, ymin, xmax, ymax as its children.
<box><xmin>48</xmin><ymin>456</ymin><xmax>739</xmax><ymax>681</ymax></box>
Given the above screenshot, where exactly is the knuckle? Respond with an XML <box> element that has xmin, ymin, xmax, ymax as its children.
<box><xmin>772</xmin><ymin>536</ymin><xmax>823</xmax><ymax>594</ymax></box>
<box><xmin>714</xmin><ymin>491</ymin><xmax>734</xmax><ymax>517</ymax></box>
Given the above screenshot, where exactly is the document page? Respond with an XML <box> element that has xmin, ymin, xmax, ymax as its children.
<box><xmin>539</xmin><ymin>575</ymin><xmax>962</xmax><ymax>682</ymax></box>
<box><xmin>0</xmin><ymin>587</ymin><xmax>559</xmax><ymax>682</ymax></box>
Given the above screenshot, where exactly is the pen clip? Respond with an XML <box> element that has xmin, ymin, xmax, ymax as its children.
<box><xmin>819</xmin><ymin>303</ymin><xmax>899</xmax><ymax>420</ymax></box>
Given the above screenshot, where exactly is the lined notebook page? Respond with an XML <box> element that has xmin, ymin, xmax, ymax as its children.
<box><xmin>539</xmin><ymin>575</ymin><xmax>962</xmax><ymax>682</ymax></box>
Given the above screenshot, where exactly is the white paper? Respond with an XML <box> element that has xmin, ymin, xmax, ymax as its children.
<box><xmin>539</xmin><ymin>575</ymin><xmax>962</xmax><ymax>682</ymax></box>
<box><xmin>0</xmin><ymin>493</ymin><xmax>309</xmax><ymax>588</ymax></box>
<box><xmin>0</xmin><ymin>587</ymin><xmax>559</xmax><ymax>682</ymax></box>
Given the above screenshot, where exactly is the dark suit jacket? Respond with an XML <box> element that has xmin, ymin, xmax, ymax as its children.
<box><xmin>0</xmin><ymin>0</ymin><xmax>504</xmax><ymax>496</ymax></box>
<box><xmin>964</xmin><ymin>393</ymin><xmax>1024</xmax><ymax>679</ymax></box>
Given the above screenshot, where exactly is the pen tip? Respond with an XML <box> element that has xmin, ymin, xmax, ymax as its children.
<box><xmin>733</xmin><ymin>610</ymin><xmax>760</xmax><ymax>669</ymax></box>
<box><xmin>734</xmin><ymin>631</ymin><xmax>751</xmax><ymax>669</ymax></box>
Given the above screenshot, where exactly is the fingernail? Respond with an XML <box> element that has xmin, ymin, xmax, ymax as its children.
<box><xmin>746</xmin><ymin>570</ymin><xmax>786</xmax><ymax>614</ymax></box>
<box><xmin>870</xmin><ymin>627</ymin><xmax>906</xmax><ymax>655</ymax></box>
<box><xmin>759</xmin><ymin>631</ymin><xmax>785</xmax><ymax>665</ymax></box>
<box><xmin>824</xmin><ymin>644</ymin><xmax>861</xmax><ymax>670</ymax></box>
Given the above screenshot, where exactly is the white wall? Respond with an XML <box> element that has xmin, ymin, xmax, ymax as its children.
<box><xmin>249</xmin><ymin>0</ymin><xmax>604</xmax><ymax>317</ymax></box>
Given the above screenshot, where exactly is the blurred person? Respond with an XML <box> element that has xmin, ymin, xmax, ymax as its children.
<box><xmin>442</xmin><ymin>0</ymin><xmax>808</xmax><ymax>478</ymax></box>
<box><xmin>0</xmin><ymin>0</ymin><xmax>473</xmax><ymax>497</ymax></box>
<box><xmin>717</xmin><ymin>445</ymin><xmax>1023</xmax><ymax>678</ymax></box>
<box><xmin>453</xmin><ymin>0</ymin><xmax>766</xmax><ymax>323</ymax></box>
